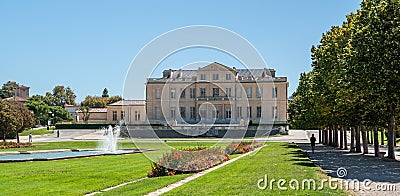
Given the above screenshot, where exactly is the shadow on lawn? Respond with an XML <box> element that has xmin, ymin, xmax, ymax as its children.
<box><xmin>282</xmin><ymin>143</ymin><xmax>318</xmax><ymax>168</ymax></box>
<box><xmin>298</xmin><ymin>143</ymin><xmax>400</xmax><ymax>183</ymax></box>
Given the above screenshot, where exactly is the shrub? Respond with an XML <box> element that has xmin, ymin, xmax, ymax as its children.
<box><xmin>225</xmin><ymin>141</ymin><xmax>263</xmax><ymax>155</ymax></box>
<box><xmin>0</xmin><ymin>141</ymin><xmax>34</xmax><ymax>149</ymax></box>
<box><xmin>148</xmin><ymin>147</ymin><xmax>229</xmax><ymax>177</ymax></box>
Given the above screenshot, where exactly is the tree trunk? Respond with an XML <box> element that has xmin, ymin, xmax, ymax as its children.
<box><xmin>334</xmin><ymin>125</ymin><xmax>339</xmax><ymax>147</ymax></box>
<box><xmin>361</xmin><ymin>126</ymin><xmax>369</xmax><ymax>154</ymax></box>
<box><xmin>319</xmin><ymin>129</ymin><xmax>322</xmax><ymax>144</ymax></box>
<box><xmin>339</xmin><ymin>126</ymin><xmax>343</xmax><ymax>149</ymax></box>
<box><xmin>387</xmin><ymin>114</ymin><xmax>396</xmax><ymax>159</ymax></box>
<box><xmin>373</xmin><ymin>126</ymin><xmax>379</xmax><ymax>157</ymax></box>
<box><xmin>380</xmin><ymin>128</ymin><xmax>385</xmax><ymax>145</ymax></box>
<box><xmin>366</xmin><ymin>129</ymin><xmax>370</xmax><ymax>144</ymax></box>
<box><xmin>350</xmin><ymin>127</ymin><xmax>355</xmax><ymax>152</ymax></box>
<box><xmin>16</xmin><ymin>132</ymin><xmax>20</xmax><ymax>144</ymax></box>
<box><xmin>344</xmin><ymin>126</ymin><xmax>348</xmax><ymax>150</ymax></box>
<box><xmin>355</xmin><ymin>126</ymin><xmax>361</xmax><ymax>153</ymax></box>
<box><xmin>324</xmin><ymin>128</ymin><xmax>328</xmax><ymax>145</ymax></box>
<box><xmin>328</xmin><ymin>127</ymin><xmax>332</xmax><ymax>146</ymax></box>
<box><xmin>2</xmin><ymin>131</ymin><xmax>5</xmax><ymax>142</ymax></box>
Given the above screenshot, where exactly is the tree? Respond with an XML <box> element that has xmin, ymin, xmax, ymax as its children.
<box><xmin>26</xmin><ymin>96</ymin><xmax>51</xmax><ymax>125</ymax></box>
<box><xmin>0</xmin><ymin>100</ymin><xmax>18</xmax><ymax>142</ymax></box>
<box><xmin>0</xmin><ymin>100</ymin><xmax>34</xmax><ymax>142</ymax></box>
<box><xmin>350</xmin><ymin>0</ymin><xmax>400</xmax><ymax>159</ymax></box>
<box><xmin>102</xmin><ymin>88</ymin><xmax>109</xmax><ymax>98</ymax></box>
<box><xmin>8</xmin><ymin>101</ymin><xmax>34</xmax><ymax>143</ymax></box>
<box><xmin>79</xmin><ymin>106</ymin><xmax>91</xmax><ymax>123</ymax></box>
<box><xmin>81</xmin><ymin>95</ymin><xmax>122</xmax><ymax>108</ymax></box>
<box><xmin>49</xmin><ymin>106</ymin><xmax>73</xmax><ymax>124</ymax></box>
<box><xmin>46</xmin><ymin>86</ymin><xmax>77</xmax><ymax>106</ymax></box>
<box><xmin>0</xmin><ymin>81</ymin><xmax>19</xmax><ymax>99</ymax></box>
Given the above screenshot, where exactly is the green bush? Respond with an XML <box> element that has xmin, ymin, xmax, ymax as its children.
<box><xmin>55</xmin><ymin>123</ymin><xmax>115</xmax><ymax>129</ymax></box>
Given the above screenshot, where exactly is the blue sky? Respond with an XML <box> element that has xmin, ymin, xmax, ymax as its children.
<box><xmin>0</xmin><ymin>0</ymin><xmax>362</xmax><ymax>102</ymax></box>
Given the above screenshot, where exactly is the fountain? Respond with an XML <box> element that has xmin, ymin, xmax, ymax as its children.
<box><xmin>0</xmin><ymin>123</ymin><xmax>157</xmax><ymax>163</ymax></box>
<box><xmin>99</xmin><ymin>125</ymin><xmax>121</xmax><ymax>152</ymax></box>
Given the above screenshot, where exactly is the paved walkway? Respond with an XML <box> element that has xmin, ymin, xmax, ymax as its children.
<box><xmin>282</xmin><ymin>130</ymin><xmax>400</xmax><ymax>195</ymax></box>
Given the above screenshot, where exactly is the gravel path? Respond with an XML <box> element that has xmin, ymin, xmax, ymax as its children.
<box><xmin>299</xmin><ymin>143</ymin><xmax>400</xmax><ymax>195</ymax></box>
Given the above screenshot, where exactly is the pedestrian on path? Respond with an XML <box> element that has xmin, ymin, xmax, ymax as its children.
<box><xmin>28</xmin><ymin>133</ymin><xmax>33</xmax><ymax>143</ymax></box>
<box><xmin>310</xmin><ymin>134</ymin><xmax>316</xmax><ymax>153</ymax></box>
<box><xmin>57</xmin><ymin>130</ymin><xmax>60</xmax><ymax>138</ymax></box>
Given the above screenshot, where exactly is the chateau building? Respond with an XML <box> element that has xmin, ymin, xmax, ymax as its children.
<box><xmin>146</xmin><ymin>62</ymin><xmax>288</xmax><ymax>128</ymax></box>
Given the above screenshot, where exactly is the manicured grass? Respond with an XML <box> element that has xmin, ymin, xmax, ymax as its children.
<box><xmin>19</xmin><ymin>127</ymin><xmax>55</xmax><ymax>136</ymax></box>
<box><xmin>1</xmin><ymin>141</ymin><xmax>338</xmax><ymax>195</ymax></box>
<box><xmin>0</xmin><ymin>141</ymin><xmax>229</xmax><ymax>195</ymax></box>
<box><xmin>164</xmin><ymin>143</ymin><xmax>344</xmax><ymax>195</ymax></box>
<box><xmin>0</xmin><ymin>153</ymin><xmax>152</xmax><ymax>195</ymax></box>
<box><xmin>100</xmin><ymin>175</ymin><xmax>190</xmax><ymax>196</ymax></box>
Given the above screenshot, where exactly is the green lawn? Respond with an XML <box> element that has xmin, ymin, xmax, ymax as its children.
<box><xmin>0</xmin><ymin>141</ymin><xmax>346</xmax><ymax>195</ymax></box>
<box><xmin>19</xmin><ymin>127</ymin><xmax>55</xmax><ymax>136</ymax></box>
<box><xmin>0</xmin><ymin>153</ymin><xmax>151</xmax><ymax>195</ymax></box>
<box><xmin>164</xmin><ymin>143</ymin><xmax>344</xmax><ymax>195</ymax></box>
<box><xmin>96</xmin><ymin>142</ymin><xmax>344</xmax><ymax>195</ymax></box>
<box><xmin>0</xmin><ymin>141</ymin><xmax>227</xmax><ymax>195</ymax></box>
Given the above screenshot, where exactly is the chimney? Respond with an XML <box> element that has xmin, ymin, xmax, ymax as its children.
<box><xmin>179</xmin><ymin>69</ymin><xmax>183</xmax><ymax>78</ymax></box>
<box><xmin>270</xmin><ymin>69</ymin><xmax>276</xmax><ymax>77</ymax></box>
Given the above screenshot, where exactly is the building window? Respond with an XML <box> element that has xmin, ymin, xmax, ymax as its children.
<box><xmin>200</xmin><ymin>108</ymin><xmax>207</xmax><ymax>119</ymax></box>
<box><xmin>170</xmin><ymin>88</ymin><xmax>176</xmax><ymax>99</ymax></box>
<box><xmin>112</xmin><ymin>111</ymin><xmax>117</xmax><ymax>121</ymax></box>
<box><xmin>226</xmin><ymin>74</ymin><xmax>231</xmax><ymax>80</ymax></box>
<box><xmin>212</xmin><ymin>88</ymin><xmax>219</xmax><ymax>97</ymax></box>
<box><xmin>155</xmin><ymin>107</ymin><xmax>161</xmax><ymax>120</ymax></box>
<box><xmin>256</xmin><ymin>107</ymin><xmax>262</xmax><ymax>118</ymax></box>
<box><xmin>273</xmin><ymin>106</ymin><xmax>278</xmax><ymax>119</ymax></box>
<box><xmin>180</xmin><ymin>107</ymin><xmax>186</xmax><ymax>119</ymax></box>
<box><xmin>237</xmin><ymin>107</ymin><xmax>242</xmax><ymax>119</ymax></box>
<box><xmin>246</xmin><ymin>87</ymin><xmax>252</xmax><ymax>98</ymax></box>
<box><xmin>200</xmin><ymin>88</ymin><xmax>206</xmax><ymax>98</ymax></box>
<box><xmin>155</xmin><ymin>89</ymin><xmax>161</xmax><ymax>99</ymax></box>
<box><xmin>135</xmin><ymin>111</ymin><xmax>140</xmax><ymax>121</ymax></box>
<box><xmin>200</xmin><ymin>74</ymin><xmax>206</xmax><ymax>80</ymax></box>
<box><xmin>180</xmin><ymin>88</ymin><xmax>185</xmax><ymax>99</ymax></box>
<box><xmin>236</xmin><ymin>87</ymin><xmax>242</xmax><ymax>98</ymax></box>
<box><xmin>272</xmin><ymin>87</ymin><xmax>277</xmax><ymax>98</ymax></box>
<box><xmin>225</xmin><ymin>107</ymin><xmax>232</xmax><ymax>119</ymax></box>
<box><xmin>190</xmin><ymin>107</ymin><xmax>196</xmax><ymax>119</ymax></box>
<box><xmin>212</xmin><ymin>74</ymin><xmax>219</xmax><ymax>80</ymax></box>
<box><xmin>170</xmin><ymin>107</ymin><xmax>176</xmax><ymax>119</ymax></box>
<box><xmin>247</xmin><ymin>107</ymin><xmax>252</xmax><ymax>118</ymax></box>
<box><xmin>256</xmin><ymin>87</ymin><xmax>262</xmax><ymax>98</ymax></box>
<box><xmin>190</xmin><ymin>88</ymin><xmax>196</xmax><ymax>98</ymax></box>
<box><xmin>121</xmin><ymin>111</ymin><xmax>125</xmax><ymax>120</ymax></box>
<box><xmin>226</xmin><ymin>88</ymin><xmax>232</xmax><ymax>97</ymax></box>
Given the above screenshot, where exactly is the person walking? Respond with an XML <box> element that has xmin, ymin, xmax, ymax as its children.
<box><xmin>310</xmin><ymin>134</ymin><xmax>316</xmax><ymax>153</ymax></box>
<box><xmin>57</xmin><ymin>130</ymin><xmax>60</xmax><ymax>138</ymax></box>
<box><xmin>28</xmin><ymin>133</ymin><xmax>33</xmax><ymax>143</ymax></box>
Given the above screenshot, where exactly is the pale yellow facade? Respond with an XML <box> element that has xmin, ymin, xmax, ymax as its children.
<box><xmin>75</xmin><ymin>100</ymin><xmax>146</xmax><ymax>124</ymax></box>
<box><xmin>146</xmin><ymin>62</ymin><xmax>288</xmax><ymax>126</ymax></box>
<box><xmin>106</xmin><ymin>100</ymin><xmax>146</xmax><ymax>124</ymax></box>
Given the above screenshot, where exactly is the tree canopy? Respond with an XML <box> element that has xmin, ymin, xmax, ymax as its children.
<box><xmin>289</xmin><ymin>0</ymin><xmax>400</xmax><ymax>159</ymax></box>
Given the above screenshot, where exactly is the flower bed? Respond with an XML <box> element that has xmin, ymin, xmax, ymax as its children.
<box><xmin>225</xmin><ymin>141</ymin><xmax>263</xmax><ymax>155</ymax></box>
<box><xmin>148</xmin><ymin>141</ymin><xmax>263</xmax><ymax>177</ymax></box>
<box><xmin>0</xmin><ymin>141</ymin><xmax>34</xmax><ymax>149</ymax></box>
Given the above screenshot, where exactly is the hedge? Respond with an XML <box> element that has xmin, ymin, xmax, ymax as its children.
<box><xmin>55</xmin><ymin>123</ymin><xmax>115</xmax><ymax>129</ymax></box>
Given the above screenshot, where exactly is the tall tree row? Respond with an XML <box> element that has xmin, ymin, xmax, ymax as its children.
<box><xmin>289</xmin><ymin>0</ymin><xmax>400</xmax><ymax>159</ymax></box>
